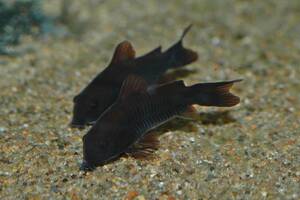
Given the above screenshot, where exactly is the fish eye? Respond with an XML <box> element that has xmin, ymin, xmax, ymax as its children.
<box><xmin>89</xmin><ymin>102</ymin><xmax>98</xmax><ymax>109</ymax></box>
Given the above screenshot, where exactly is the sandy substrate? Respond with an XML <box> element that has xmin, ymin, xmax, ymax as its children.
<box><xmin>0</xmin><ymin>0</ymin><xmax>299</xmax><ymax>199</ymax></box>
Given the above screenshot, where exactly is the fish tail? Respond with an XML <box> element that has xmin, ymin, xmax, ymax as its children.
<box><xmin>163</xmin><ymin>24</ymin><xmax>198</xmax><ymax>69</ymax></box>
<box><xmin>185</xmin><ymin>79</ymin><xmax>242</xmax><ymax>107</ymax></box>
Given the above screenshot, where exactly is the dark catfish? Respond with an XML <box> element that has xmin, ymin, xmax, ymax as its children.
<box><xmin>71</xmin><ymin>25</ymin><xmax>198</xmax><ymax>128</ymax></box>
<box><xmin>81</xmin><ymin>75</ymin><xmax>241</xmax><ymax>170</ymax></box>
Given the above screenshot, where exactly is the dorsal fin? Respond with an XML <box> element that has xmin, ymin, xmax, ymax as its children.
<box><xmin>110</xmin><ymin>41</ymin><xmax>136</xmax><ymax>64</ymax></box>
<box><xmin>118</xmin><ymin>75</ymin><xmax>148</xmax><ymax>100</ymax></box>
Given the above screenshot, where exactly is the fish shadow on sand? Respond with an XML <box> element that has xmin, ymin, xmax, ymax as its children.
<box><xmin>196</xmin><ymin>110</ymin><xmax>237</xmax><ymax>125</ymax></box>
<box><xmin>155</xmin><ymin>110</ymin><xmax>237</xmax><ymax>135</ymax></box>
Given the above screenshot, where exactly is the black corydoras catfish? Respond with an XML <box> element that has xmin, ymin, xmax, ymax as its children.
<box><xmin>71</xmin><ymin>25</ymin><xmax>198</xmax><ymax>128</ymax></box>
<box><xmin>81</xmin><ymin>75</ymin><xmax>241</xmax><ymax>170</ymax></box>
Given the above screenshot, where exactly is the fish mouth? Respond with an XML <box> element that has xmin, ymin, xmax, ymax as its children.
<box><xmin>80</xmin><ymin>160</ymin><xmax>95</xmax><ymax>171</ymax></box>
<box><xmin>69</xmin><ymin>122</ymin><xmax>86</xmax><ymax>130</ymax></box>
<box><xmin>86</xmin><ymin>121</ymin><xmax>96</xmax><ymax>126</ymax></box>
<box><xmin>69</xmin><ymin>119</ymin><xmax>96</xmax><ymax>129</ymax></box>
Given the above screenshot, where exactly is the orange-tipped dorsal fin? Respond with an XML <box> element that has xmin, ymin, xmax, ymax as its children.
<box><xmin>110</xmin><ymin>41</ymin><xmax>136</xmax><ymax>64</ymax></box>
<box><xmin>118</xmin><ymin>75</ymin><xmax>148</xmax><ymax>100</ymax></box>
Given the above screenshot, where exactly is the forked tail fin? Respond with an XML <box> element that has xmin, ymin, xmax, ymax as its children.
<box><xmin>186</xmin><ymin>79</ymin><xmax>242</xmax><ymax>107</ymax></box>
<box><xmin>163</xmin><ymin>24</ymin><xmax>198</xmax><ymax>69</ymax></box>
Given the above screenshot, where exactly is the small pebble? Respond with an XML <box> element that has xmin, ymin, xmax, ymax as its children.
<box><xmin>0</xmin><ymin>127</ymin><xmax>6</xmax><ymax>135</ymax></box>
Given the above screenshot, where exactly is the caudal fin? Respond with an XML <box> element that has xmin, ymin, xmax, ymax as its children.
<box><xmin>187</xmin><ymin>79</ymin><xmax>242</xmax><ymax>107</ymax></box>
<box><xmin>163</xmin><ymin>24</ymin><xmax>198</xmax><ymax>69</ymax></box>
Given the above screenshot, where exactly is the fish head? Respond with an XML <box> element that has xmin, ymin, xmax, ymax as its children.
<box><xmin>81</xmin><ymin>133</ymin><xmax>103</xmax><ymax>169</ymax></box>
<box><xmin>70</xmin><ymin>93</ymin><xmax>100</xmax><ymax>128</ymax></box>
<box><xmin>70</xmin><ymin>86</ymin><xmax>116</xmax><ymax>128</ymax></box>
<box><xmin>80</xmin><ymin>108</ymin><xmax>134</xmax><ymax>170</ymax></box>
<box><xmin>81</xmin><ymin>127</ymin><xmax>118</xmax><ymax>169</ymax></box>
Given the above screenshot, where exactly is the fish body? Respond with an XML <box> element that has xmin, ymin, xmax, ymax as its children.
<box><xmin>81</xmin><ymin>75</ymin><xmax>241</xmax><ymax>170</ymax></box>
<box><xmin>71</xmin><ymin>25</ymin><xmax>198</xmax><ymax>127</ymax></box>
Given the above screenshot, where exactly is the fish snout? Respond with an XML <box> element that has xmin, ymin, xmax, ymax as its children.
<box><xmin>86</xmin><ymin>120</ymin><xmax>96</xmax><ymax>126</ymax></box>
<box><xmin>69</xmin><ymin>118</ymin><xmax>86</xmax><ymax>129</ymax></box>
<box><xmin>80</xmin><ymin>160</ymin><xmax>95</xmax><ymax>171</ymax></box>
<box><xmin>70</xmin><ymin>116</ymin><xmax>97</xmax><ymax>129</ymax></box>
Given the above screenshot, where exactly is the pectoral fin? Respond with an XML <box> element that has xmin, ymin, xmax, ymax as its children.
<box><xmin>125</xmin><ymin>132</ymin><xmax>160</xmax><ymax>160</ymax></box>
<box><xmin>181</xmin><ymin>105</ymin><xmax>199</xmax><ymax>118</ymax></box>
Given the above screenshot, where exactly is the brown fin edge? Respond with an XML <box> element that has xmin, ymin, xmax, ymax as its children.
<box><xmin>125</xmin><ymin>132</ymin><xmax>160</xmax><ymax>160</ymax></box>
<box><xmin>110</xmin><ymin>41</ymin><xmax>136</xmax><ymax>64</ymax></box>
<box><xmin>118</xmin><ymin>75</ymin><xmax>148</xmax><ymax>100</ymax></box>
